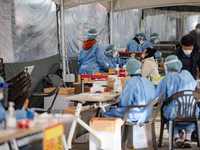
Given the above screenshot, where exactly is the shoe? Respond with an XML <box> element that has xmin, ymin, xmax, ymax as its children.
<box><xmin>184</xmin><ymin>139</ymin><xmax>192</xmax><ymax>148</ymax></box>
<box><xmin>175</xmin><ymin>137</ymin><xmax>184</xmax><ymax>148</ymax></box>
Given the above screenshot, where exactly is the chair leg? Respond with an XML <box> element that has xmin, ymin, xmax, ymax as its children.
<box><xmin>122</xmin><ymin>125</ymin><xmax>129</xmax><ymax>150</ymax></box>
<box><xmin>197</xmin><ymin>120</ymin><xmax>200</xmax><ymax>147</ymax></box>
<box><xmin>151</xmin><ymin>122</ymin><xmax>158</xmax><ymax>150</ymax></box>
<box><xmin>158</xmin><ymin>116</ymin><xmax>165</xmax><ymax>147</ymax></box>
<box><xmin>144</xmin><ymin>123</ymin><xmax>154</xmax><ymax>150</ymax></box>
<box><xmin>168</xmin><ymin>120</ymin><xmax>174</xmax><ymax>150</ymax></box>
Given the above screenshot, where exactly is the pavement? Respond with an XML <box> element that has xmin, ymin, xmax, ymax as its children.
<box><xmin>27</xmin><ymin>107</ymin><xmax>199</xmax><ymax>150</ymax></box>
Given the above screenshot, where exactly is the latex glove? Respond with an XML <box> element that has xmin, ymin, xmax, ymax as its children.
<box><xmin>159</xmin><ymin>52</ymin><xmax>162</xmax><ymax>57</ymax></box>
<box><xmin>106</xmin><ymin>63</ymin><xmax>109</xmax><ymax>67</ymax></box>
<box><xmin>131</xmin><ymin>53</ymin><xmax>135</xmax><ymax>59</ymax></box>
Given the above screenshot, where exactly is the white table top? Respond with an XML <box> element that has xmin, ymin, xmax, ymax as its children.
<box><xmin>64</xmin><ymin>92</ymin><xmax>120</xmax><ymax>102</ymax></box>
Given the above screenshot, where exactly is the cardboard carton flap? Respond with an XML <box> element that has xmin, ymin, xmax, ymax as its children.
<box><xmin>62</xmin><ymin>107</ymin><xmax>90</xmax><ymax>114</ymax></box>
<box><xmin>89</xmin><ymin>117</ymin><xmax>124</xmax><ymax>132</ymax></box>
<box><xmin>44</xmin><ymin>87</ymin><xmax>75</xmax><ymax>95</ymax></box>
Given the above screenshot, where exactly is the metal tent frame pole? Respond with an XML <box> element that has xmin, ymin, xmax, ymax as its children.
<box><xmin>60</xmin><ymin>0</ymin><xmax>67</xmax><ymax>81</ymax></box>
<box><xmin>110</xmin><ymin>0</ymin><xmax>114</xmax><ymax>44</ymax></box>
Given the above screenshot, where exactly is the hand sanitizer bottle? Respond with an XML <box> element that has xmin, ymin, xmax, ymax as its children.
<box><xmin>7</xmin><ymin>102</ymin><xmax>16</xmax><ymax>128</ymax></box>
<box><xmin>115</xmin><ymin>64</ymin><xmax>119</xmax><ymax>76</ymax></box>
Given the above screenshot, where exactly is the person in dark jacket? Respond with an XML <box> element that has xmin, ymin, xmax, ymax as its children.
<box><xmin>172</xmin><ymin>34</ymin><xmax>200</xmax><ymax>80</ymax></box>
<box><xmin>189</xmin><ymin>23</ymin><xmax>200</xmax><ymax>46</ymax></box>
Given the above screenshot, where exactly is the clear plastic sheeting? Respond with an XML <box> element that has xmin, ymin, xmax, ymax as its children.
<box><xmin>113</xmin><ymin>10</ymin><xmax>142</xmax><ymax>49</ymax></box>
<box><xmin>63</xmin><ymin>3</ymin><xmax>109</xmax><ymax>57</ymax></box>
<box><xmin>12</xmin><ymin>0</ymin><xmax>58</xmax><ymax>62</ymax></box>
<box><xmin>0</xmin><ymin>3</ymin><xmax>14</xmax><ymax>63</ymax></box>
<box><xmin>143</xmin><ymin>8</ymin><xmax>200</xmax><ymax>41</ymax></box>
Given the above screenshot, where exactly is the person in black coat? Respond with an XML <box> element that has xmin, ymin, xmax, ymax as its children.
<box><xmin>189</xmin><ymin>23</ymin><xmax>200</xmax><ymax>46</ymax></box>
<box><xmin>172</xmin><ymin>35</ymin><xmax>200</xmax><ymax>80</ymax></box>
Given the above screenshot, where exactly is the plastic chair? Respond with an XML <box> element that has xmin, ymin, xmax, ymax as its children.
<box><xmin>7</xmin><ymin>69</ymin><xmax>31</xmax><ymax>109</ymax></box>
<box><xmin>122</xmin><ymin>91</ymin><xmax>165</xmax><ymax>150</ymax></box>
<box><xmin>45</xmin><ymin>74</ymin><xmax>67</xmax><ymax>87</ymax></box>
<box><xmin>28</xmin><ymin>82</ymin><xmax>62</xmax><ymax>113</ymax></box>
<box><xmin>158</xmin><ymin>90</ymin><xmax>200</xmax><ymax>150</ymax></box>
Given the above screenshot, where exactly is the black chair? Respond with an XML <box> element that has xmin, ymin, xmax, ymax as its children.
<box><xmin>158</xmin><ymin>90</ymin><xmax>200</xmax><ymax>150</ymax></box>
<box><xmin>122</xmin><ymin>91</ymin><xmax>165</xmax><ymax>150</ymax></box>
<box><xmin>45</xmin><ymin>74</ymin><xmax>67</xmax><ymax>87</ymax></box>
<box><xmin>28</xmin><ymin>82</ymin><xmax>62</xmax><ymax>114</ymax></box>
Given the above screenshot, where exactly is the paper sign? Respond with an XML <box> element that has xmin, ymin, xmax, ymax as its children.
<box><xmin>43</xmin><ymin>123</ymin><xmax>64</xmax><ymax>150</ymax></box>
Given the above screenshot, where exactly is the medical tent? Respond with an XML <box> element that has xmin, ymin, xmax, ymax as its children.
<box><xmin>1</xmin><ymin>0</ymin><xmax>200</xmax><ymax>108</ymax></box>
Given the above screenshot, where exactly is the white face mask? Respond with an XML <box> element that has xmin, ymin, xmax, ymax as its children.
<box><xmin>183</xmin><ymin>50</ymin><xmax>192</xmax><ymax>56</ymax></box>
<box><xmin>140</xmin><ymin>40</ymin><xmax>144</xmax><ymax>45</ymax></box>
<box><xmin>142</xmin><ymin>54</ymin><xmax>145</xmax><ymax>58</ymax></box>
<box><xmin>154</xmin><ymin>39</ymin><xmax>159</xmax><ymax>44</ymax></box>
<box><xmin>112</xmin><ymin>51</ymin><xmax>118</xmax><ymax>58</ymax></box>
<box><xmin>197</xmin><ymin>29</ymin><xmax>200</xmax><ymax>33</ymax></box>
<box><xmin>0</xmin><ymin>93</ymin><xmax>3</xmax><ymax>101</ymax></box>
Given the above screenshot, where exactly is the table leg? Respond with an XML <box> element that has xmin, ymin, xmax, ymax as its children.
<box><xmin>67</xmin><ymin>103</ymin><xmax>82</xmax><ymax>149</ymax></box>
<box><xmin>76</xmin><ymin>118</ymin><xmax>105</xmax><ymax>149</ymax></box>
<box><xmin>63</xmin><ymin>134</ymin><xmax>68</xmax><ymax>150</ymax></box>
<box><xmin>10</xmin><ymin>139</ymin><xmax>19</xmax><ymax>150</ymax></box>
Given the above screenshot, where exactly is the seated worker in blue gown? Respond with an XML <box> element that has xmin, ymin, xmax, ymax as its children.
<box><xmin>126</xmin><ymin>33</ymin><xmax>147</xmax><ymax>52</ymax></box>
<box><xmin>155</xmin><ymin>55</ymin><xmax>197</xmax><ymax>148</ymax></box>
<box><xmin>78</xmin><ymin>28</ymin><xmax>109</xmax><ymax>75</ymax></box>
<box><xmin>103</xmin><ymin>59</ymin><xmax>155</xmax><ymax>142</ymax></box>
<box><xmin>100</xmin><ymin>44</ymin><xmax>135</xmax><ymax>72</ymax></box>
<box><xmin>141</xmin><ymin>33</ymin><xmax>161</xmax><ymax>59</ymax></box>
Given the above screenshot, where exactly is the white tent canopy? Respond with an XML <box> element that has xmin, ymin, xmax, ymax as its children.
<box><xmin>52</xmin><ymin>0</ymin><xmax>200</xmax><ymax>12</ymax></box>
<box><xmin>52</xmin><ymin>0</ymin><xmax>200</xmax><ymax>81</ymax></box>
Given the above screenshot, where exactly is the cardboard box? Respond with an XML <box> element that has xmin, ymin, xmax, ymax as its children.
<box><xmin>73</xmin><ymin>82</ymin><xmax>90</xmax><ymax>94</ymax></box>
<box><xmin>89</xmin><ymin>118</ymin><xmax>124</xmax><ymax>150</ymax></box>
<box><xmin>107</xmin><ymin>76</ymin><xmax>131</xmax><ymax>92</ymax></box>
<box><xmin>127</xmin><ymin>125</ymin><xmax>148</xmax><ymax>149</ymax></box>
<box><xmin>44</xmin><ymin>87</ymin><xmax>75</xmax><ymax>114</ymax></box>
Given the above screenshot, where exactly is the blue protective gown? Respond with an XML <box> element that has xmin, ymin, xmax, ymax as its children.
<box><xmin>78</xmin><ymin>43</ymin><xmax>109</xmax><ymax>75</ymax></box>
<box><xmin>100</xmin><ymin>55</ymin><xmax>129</xmax><ymax>72</ymax></box>
<box><xmin>126</xmin><ymin>39</ymin><xmax>142</xmax><ymax>52</ymax></box>
<box><xmin>155</xmin><ymin>70</ymin><xmax>197</xmax><ymax>133</ymax></box>
<box><xmin>104</xmin><ymin>76</ymin><xmax>155</xmax><ymax>144</ymax></box>
<box><xmin>141</xmin><ymin>41</ymin><xmax>161</xmax><ymax>59</ymax></box>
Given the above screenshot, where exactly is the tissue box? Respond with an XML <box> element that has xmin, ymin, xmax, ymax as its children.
<box><xmin>127</xmin><ymin>125</ymin><xmax>148</xmax><ymax>149</ymax></box>
<box><xmin>107</xmin><ymin>76</ymin><xmax>130</xmax><ymax>92</ymax></box>
<box><xmin>89</xmin><ymin>118</ymin><xmax>124</xmax><ymax>150</ymax></box>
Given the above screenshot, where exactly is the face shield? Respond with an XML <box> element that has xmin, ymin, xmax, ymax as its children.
<box><xmin>164</xmin><ymin>59</ymin><xmax>179</xmax><ymax>75</ymax></box>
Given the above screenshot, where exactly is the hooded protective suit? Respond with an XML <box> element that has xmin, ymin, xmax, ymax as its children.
<box><xmin>78</xmin><ymin>42</ymin><xmax>109</xmax><ymax>75</ymax></box>
<box><xmin>126</xmin><ymin>39</ymin><xmax>142</xmax><ymax>52</ymax></box>
<box><xmin>141</xmin><ymin>41</ymin><xmax>161</xmax><ymax>59</ymax></box>
<box><xmin>155</xmin><ymin>70</ymin><xmax>197</xmax><ymax>133</ymax></box>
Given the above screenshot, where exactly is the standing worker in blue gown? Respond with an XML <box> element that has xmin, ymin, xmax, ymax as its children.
<box><xmin>126</xmin><ymin>33</ymin><xmax>147</xmax><ymax>52</ymax></box>
<box><xmin>78</xmin><ymin>28</ymin><xmax>109</xmax><ymax>75</ymax></box>
<box><xmin>155</xmin><ymin>55</ymin><xmax>197</xmax><ymax>148</ymax></box>
<box><xmin>101</xmin><ymin>44</ymin><xmax>135</xmax><ymax>72</ymax></box>
<box><xmin>141</xmin><ymin>33</ymin><xmax>161</xmax><ymax>59</ymax></box>
<box><xmin>103</xmin><ymin>59</ymin><xmax>155</xmax><ymax>143</ymax></box>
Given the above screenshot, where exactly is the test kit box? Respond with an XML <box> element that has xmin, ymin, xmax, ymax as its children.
<box><xmin>107</xmin><ymin>76</ymin><xmax>130</xmax><ymax>92</ymax></box>
<box><xmin>127</xmin><ymin>125</ymin><xmax>148</xmax><ymax>149</ymax></box>
<box><xmin>89</xmin><ymin>117</ymin><xmax>124</xmax><ymax>150</ymax></box>
<box><xmin>44</xmin><ymin>87</ymin><xmax>75</xmax><ymax>114</ymax></box>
